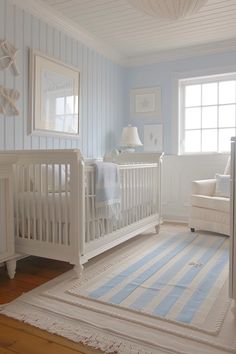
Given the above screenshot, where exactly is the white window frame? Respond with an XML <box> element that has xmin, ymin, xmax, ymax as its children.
<box><xmin>179</xmin><ymin>72</ymin><xmax>236</xmax><ymax>155</ymax></box>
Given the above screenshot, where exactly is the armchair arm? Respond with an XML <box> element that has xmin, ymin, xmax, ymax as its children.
<box><xmin>192</xmin><ymin>179</ymin><xmax>216</xmax><ymax>196</ymax></box>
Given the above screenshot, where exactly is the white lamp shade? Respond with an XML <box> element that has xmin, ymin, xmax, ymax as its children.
<box><xmin>128</xmin><ymin>0</ymin><xmax>208</xmax><ymax>20</ymax></box>
<box><xmin>120</xmin><ymin>125</ymin><xmax>143</xmax><ymax>147</ymax></box>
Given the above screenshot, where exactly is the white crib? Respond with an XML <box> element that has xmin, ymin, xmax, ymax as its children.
<box><xmin>0</xmin><ymin>150</ymin><xmax>162</xmax><ymax>275</ymax></box>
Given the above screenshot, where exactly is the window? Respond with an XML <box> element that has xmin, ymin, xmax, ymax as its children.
<box><xmin>179</xmin><ymin>74</ymin><xmax>236</xmax><ymax>154</ymax></box>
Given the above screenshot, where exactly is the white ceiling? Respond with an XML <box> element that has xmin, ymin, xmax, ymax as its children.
<box><xmin>40</xmin><ymin>0</ymin><xmax>236</xmax><ymax>62</ymax></box>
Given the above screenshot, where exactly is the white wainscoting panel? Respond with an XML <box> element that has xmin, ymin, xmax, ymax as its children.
<box><xmin>0</xmin><ymin>0</ymin><xmax>125</xmax><ymax>158</ymax></box>
<box><xmin>162</xmin><ymin>154</ymin><xmax>229</xmax><ymax>223</ymax></box>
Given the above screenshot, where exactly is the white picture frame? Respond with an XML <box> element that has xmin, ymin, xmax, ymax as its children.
<box><xmin>28</xmin><ymin>49</ymin><xmax>80</xmax><ymax>137</ymax></box>
<box><xmin>130</xmin><ymin>87</ymin><xmax>161</xmax><ymax>118</ymax></box>
<box><xmin>144</xmin><ymin>124</ymin><xmax>163</xmax><ymax>152</ymax></box>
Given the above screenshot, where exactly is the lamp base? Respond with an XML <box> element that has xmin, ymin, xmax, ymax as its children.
<box><xmin>122</xmin><ymin>147</ymin><xmax>135</xmax><ymax>153</ymax></box>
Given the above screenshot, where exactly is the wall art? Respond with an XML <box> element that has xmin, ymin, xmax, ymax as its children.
<box><xmin>144</xmin><ymin>124</ymin><xmax>163</xmax><ymax>152</ymax></box>
<box><xmin>130</xmin><ymin>87</ymin><xmax>161</xmax><ymax>118</ymax></box>
<box><xmin>29</xmin><ymin>49</ymin><xmax>80</xmax><ymax>137</ymax></box>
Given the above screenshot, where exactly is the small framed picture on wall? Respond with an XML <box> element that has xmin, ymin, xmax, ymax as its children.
<box><xmin>130</xmin><ymin>87</ymin><xmax>161</xmax><ymax>118</ymax></box>
<box><xmin>144</xmin><ymin>124</ymin><xmax>163</xmax><ymax>152</ymax></box>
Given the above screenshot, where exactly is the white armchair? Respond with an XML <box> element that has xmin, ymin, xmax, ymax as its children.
<box><xmin>189</xmin><ymin>161</ymin><xmax>230</xmax><ymax>236</ymax></box>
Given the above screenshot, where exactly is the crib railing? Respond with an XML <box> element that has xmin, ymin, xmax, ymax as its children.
<box><xmin>2</xmin><ymin>150</ymin><xmax>84</xmax><ymax>267</ymax></box>
<box><xmin>84</xmin><ymin>163</ymin><xmax>159</xmax><ymax>243</ymax></box>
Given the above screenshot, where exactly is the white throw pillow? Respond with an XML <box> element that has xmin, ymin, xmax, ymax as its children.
<box><xmin>215</xmin><ymin>174</ymin><xmax>230</xmax><ymax>198</ymax></box>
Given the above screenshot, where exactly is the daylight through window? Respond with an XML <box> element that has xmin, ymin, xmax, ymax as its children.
<box><xmin>179</xmin><ymin>74</ymin><xmax>236</xmax><ymax>154</ymax></box>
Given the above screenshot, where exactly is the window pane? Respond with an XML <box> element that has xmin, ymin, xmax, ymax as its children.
<box><xmin>185</xmin><ymin>85</ymin><xmax>201</xmax><ymax>107</ymax></box>
<box><xmin>185</xmin><ymin>107</ymin><xmax>201</xmax><ymax>129</ymax></box>
<box><xmin>219</xmin><ymin>128</ymin><xmax>235</xmax><ymax>152</ymax></box>
<box><xmin>202</xmin><ymin>129</ymin><xmax>217</xmax><ymax>152</ymax></box>
<box><xmin>219</xmin><ymin>81</ymin><xmax>236</xmax><ymax>104</ymax></box>
<box><xmin>185</xmin><ymin>130</ymin><xmax>201</xmax><ymax>152</ymax></box>
<box><xmin>66</xmin><ymin>96</ymin><xmax>74</xmax><ymax>114</ymax></box>
<box><xmin>202</xmin><ymin>83</ymin><xmax>217</xmax><ymax>106</ymax></box>
<box><xmin>219</xmin><ymin>104</ymin><xmax>235</xmax><ymax>127</ymax></box>
<box><xmin>202</xmin><ymin>106</ymin><xmax>217</xmax><ymax>128</ymax></box>
<box><xmin>56</xmin><ymin>97</ymin><xmax>64</xmax><ymax>115</ymax></box>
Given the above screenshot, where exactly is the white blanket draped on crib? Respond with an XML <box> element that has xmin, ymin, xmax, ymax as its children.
<box><xmin>94</xmin><ymin>162</ymin><xmax>121</xmax><ymax>219</ymax></box>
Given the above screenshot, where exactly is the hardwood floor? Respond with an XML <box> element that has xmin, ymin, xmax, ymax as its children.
<box><xmin>0</xmin><ymin>257</ymin><xmax>101</xmax><ymax>354</ymax></box>
<box><xmin>0</xmin><ymin>256</ymin><xmax>72</xmax><ymax>304</ymax></box>
<box><xmin>0</xmin><ymin>224</ymin><xmax>187</xmax><ymax>354</ymax></box>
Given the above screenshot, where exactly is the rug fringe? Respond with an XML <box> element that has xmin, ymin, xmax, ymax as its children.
<box><xmin>0</xmin><ymin>304</ymin><xmax>175</xmax><ymax>354</ymax></box>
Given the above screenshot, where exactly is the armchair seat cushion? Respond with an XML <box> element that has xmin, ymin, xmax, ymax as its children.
<box><xmin>191</xmin><ymin>194</ymin><xmax>229</xmax><ymax>213</ymax></box>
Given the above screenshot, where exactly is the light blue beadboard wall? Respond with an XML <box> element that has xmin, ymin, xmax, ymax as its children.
<box><xmin>0</xmin><ymin>0</ymin><xmax>125</xmax><ymax>158</ymax></box>
<box><xmin>126</xmin><ymin>50</ymin><xmax>236</xmax><ymax>154</ymax></box>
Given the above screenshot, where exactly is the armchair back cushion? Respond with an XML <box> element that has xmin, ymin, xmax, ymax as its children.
<box><xmin>192</xmin><ymin>179</ymin><xmax>216</xmax><ymax>196</ymax></box>
<box><xmin>215</xmin><ymin>174</ymin><xmax>230</xmax><ymax>198</ymax></box>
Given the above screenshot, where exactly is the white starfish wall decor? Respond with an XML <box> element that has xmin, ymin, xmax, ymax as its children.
<box><xmin>0</xmin><ymin>39</ymin><xmax>20</xmax><ymax>76</ymax></box>
<box><xmin>0</xmin><ymin>85</ymin><xmax>20</xmax><ymax>115</ymax></box>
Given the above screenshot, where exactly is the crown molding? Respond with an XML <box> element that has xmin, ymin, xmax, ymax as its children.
<box><xmin>8</xmin><ymin>0</ymin><xmax>236</xmax><ymax>69</ymax></box>
<box><xmin>124</xmin><ymin>38</ymin><xmax>236</xmax><ymax>67</ymax></box>
<box><xmin>9</xmin><ymin>0</ymin><xmax>126</xmax><ymax>66</ymax></box>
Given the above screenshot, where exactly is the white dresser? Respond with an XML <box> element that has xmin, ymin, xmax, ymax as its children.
<box><xmin>0</xmin><ymin>161</ymin><xmax>17</xmax><ymax>279</ymax></box>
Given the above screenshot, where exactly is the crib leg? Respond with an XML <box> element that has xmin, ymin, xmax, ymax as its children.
<box><xmin>74</xmin><ymin>263</ymin><xmax>84</xmax><ymax>277</ymax></box>
<box><xmin>155</xmin><ymin>224</ymin><xmax>160</xmax><ymax>234</ymax></box>
<box><xmin>6</xmin><ymin>259</ymin><xmax>17</xmax><ymax>279</ymax></box>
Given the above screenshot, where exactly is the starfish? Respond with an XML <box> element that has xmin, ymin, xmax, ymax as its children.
<box><xmin>0</xmin><ymin>85</ymin><xmax>20</xmax><ymax>115</ymax></box>
<box><xmin>0</xmin><ymin>39</ymin><xmax>20</xmax><ymax>76</ymax></box>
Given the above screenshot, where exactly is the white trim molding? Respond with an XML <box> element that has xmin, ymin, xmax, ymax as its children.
<box><xmin>9</xmin><ymin>0</ymin><xmax>125</xmax><ymax>66</ymax></box>
<box><xmin>125</xmin><ymin>38</ymin><xmax>236</xmax><ymax>67</ymax></box>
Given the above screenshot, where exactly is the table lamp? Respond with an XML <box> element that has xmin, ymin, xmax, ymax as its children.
<box><xmin>120</xmin><ymin>125</ymin><xmax>143</xmax><ymax>152</ymax></box>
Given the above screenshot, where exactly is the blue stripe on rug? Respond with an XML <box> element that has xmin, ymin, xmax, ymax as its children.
<box><xmin>176</xmin><ymin>245</ymin><xmax>228</xmax><ymax>323</ymax></box>
<box><xmin>89</xmin><ymin>233</ymin><xmax>196</xmax><ymax>299</ymax></box>
<box><xmin>129</xmin><ymin>236</ymin><xmax>209</xmax><ymax>311</ymax></box>
<box><xmin>152</xmin><ymin>237</ymin><xmax>225</xmax><ymax>317</ymax></box>
<box><xmin>107</xmin><ymin>234</ymin><xmax>197</xmax><ymax>305</ymax></box>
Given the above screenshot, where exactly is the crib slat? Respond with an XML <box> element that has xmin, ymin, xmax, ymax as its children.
<box><xmin>45</xmin><ymin>164</ymin><xmax>49</xmax><ymax>243</ymax></box>
<box><xmin>52</xmin><ymin>164</ymin><xmax>56</xmax><ymax>244</ymax></box>
<box><xmin>85</xmin><ymin>172</ymin><xmax>90</xmax><ymax>243</ymax></box>
<box><xmin>129</xmin><ymin>168</ymin><xmax>132</xmax><ymax>225</ymax></box>
<box><xmin>32</xmin><ymin>164</ymin><xmax>36</xmax><ymax>241</ymax></box>
<box><xmin>14</xmin><ymin>165</ymin><xmax>19</xmax><ymax>239</ymax></box>
<box><xmin>27</xmin><ymin>165</ymin><xmax>31</xmax><ymax>240</ymax></box>
<box><xmin>138</xmin><ymin>167</ymin><xmax>141</xmax><ymax>221</ymax></box>
<box><xmin>21</xmin><ymin>165</ymin><xmax>25</xmax><ymax>238</ymax></box>
<box><xmin>91</xmin><ymin>169</ymin><xmax>95</xmax><ymax>241</ymax></box>
<box><xmin>131</xmin><ymin>168</ymin><xmax>134</xmax><ymax>223</ymax></box>
<box><xmin>125</xmin><ymin>168</ymin><xmax>128</xmax><ymax>226</ymax></box>
<box><xmin>133</xmin><ymin>168</ymin><xmax>137</xmax><ymax>222</ymax></box>
<box><xmin>58</xmin><ymin>164</ymin><xmax>62</xmax><ymax>245</ymax></box>
<box><xmin>38</xmin><ymin>164</ymin><xmax>43</xmax><ymax>242</ymax></box>
<box><xmin>65</xmin><ymin>164</ymin><xmax>69</xmax><ymax>246</ymax></box>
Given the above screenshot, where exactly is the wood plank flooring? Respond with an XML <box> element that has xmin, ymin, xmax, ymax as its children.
<box><xmin>0</xmin><ymin>224</ymin><xmax>186</xmax><ymax>354</ymax></box>
<box><xmin>0</xmin><ymin>256</ymin><xmax>102</xmax><ymax>354</ymax></box>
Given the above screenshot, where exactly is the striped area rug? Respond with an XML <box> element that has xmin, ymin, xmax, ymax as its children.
<box><xmin>69</xmin><ymin>232</ymin><xmax>229</xmax><ymax>331</ymax></box>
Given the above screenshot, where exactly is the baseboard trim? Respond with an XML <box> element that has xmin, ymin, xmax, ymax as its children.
<box><xmin>163</xmin><ymin>214</ymin><xmax>189</xmax><ymax>223</ymax></box>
